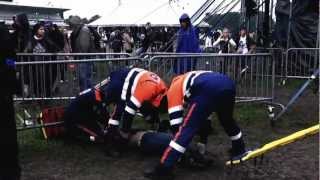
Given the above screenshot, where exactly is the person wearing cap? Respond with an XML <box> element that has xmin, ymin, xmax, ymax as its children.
<box><xmin>145</xmin><ymin>71</ymin><xmax>250</xmax><ymax>180</ymax></box>
<box><xmin>67</xmin><ymin>15</ymin><xmax>96</xmax><ymax>91</ymax></box>
<box><xmin>174</xmin><ymin>13</ymin><xmax>201</xmax><ymax>74</ymax></box>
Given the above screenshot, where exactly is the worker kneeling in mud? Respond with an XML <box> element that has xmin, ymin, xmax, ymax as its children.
<box><xmin>102</xmin><ymin>67</ymin><xmax>168</xmax><ymax>153</ymax></box>
<box><xmin>145</xmin><ymin>71</ymin><xmax>250</xmax><ymax>180</ymax></box>
<box><xmin>64</xmin><ymin>67</ymin><xmax>168</xmax><ymax>151</ymax></box>
<box><xmin>63</xmin><ymin>87</ymin><xmax>109</xmax><ymax>143</ymax></box>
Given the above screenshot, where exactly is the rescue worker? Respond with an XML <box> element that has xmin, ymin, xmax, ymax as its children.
<box><xmin>63</xmin><ymin>68</ymin><xmax>167</xmax><ymax>154</ymax></box>
<box><xmin>63</xmin><ymin>87</ymin><xmax>109</xmax><ymax>142</ymax></box>
<box><xmin>102</xmin><ymin>67</ymin><xmax>168</xmax><ymax>151</ymax></box>
<box><xmin>145</xmin><ymin>71</ymin><xmax>250</xmax><ymax>180</ymax></box>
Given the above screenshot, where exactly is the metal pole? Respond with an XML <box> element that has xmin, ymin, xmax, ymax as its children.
<box><xmin>255</xmin><ymin>0</ymin><xmax>260</xmax><ymax>43</ymax></box>
<box><xmin>286</xmin><ymin>0</ymin><xmax>293</xmax><ymax>49</ymax></box>
<box><xmin>270</xmin><ymin>0</ymin><xmax>274</xmax><ymax>34</ymax></box>
<box><xmin>317</xmin><ymin>12</ymin><xmax>320</xmax><ymax>48</ymax></box>
<box><xmin>241</xmin><ymin>0</ymin><xmax>246</xmax><ymax>26</ymax></box>
<box><xmin>263</xmin><ymin>0</ymin><xmax>270</xmax><ymax>47</ymax></box>
<box><xmin>17</xmin><ymin>121</ymin><xmax>64</xmax><ymax>131</ymax></box>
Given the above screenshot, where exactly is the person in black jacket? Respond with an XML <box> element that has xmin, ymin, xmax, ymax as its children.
<box><xmin>47</xmin><ymin>24</ymin><xmax>65</xmax><ymax>52</ymax></box>
<box><xmin>24</xmin><ymin>23</ymin><xmax>60</xmax><ymax>97</ymax></box>
<box><xmin>11</xmin><ymin>13</ymin><xmax>31</xmax><ymax>53</ymax></box>
<box><xmin>0</xmin><ymin>22</ymin><xmax>21</xmax><ymax>180</ymax></box>
<box><xmin>136</xmin><ymin>22</ymin><xmax>156</xmax><ymax>55</ymax></box>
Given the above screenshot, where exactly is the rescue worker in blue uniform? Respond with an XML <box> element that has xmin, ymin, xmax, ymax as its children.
<box><xmin>64</xmin><ymin>87</ymin><xmax>109</xmax><ymax>142</ymax></box>
<box><xmin>104</xmin><ymin>68</ymin><xmax>167</xmax><ymax>133</ymax></box>
<box><xmin>64</xmin><ymin>67</ymin><xmax>167</xmax><ymax>147</ymax></box>
<box><xmin>145</xmin><ymin>71</ymin><xmax>250</xmax><ymax>180</ymax></box>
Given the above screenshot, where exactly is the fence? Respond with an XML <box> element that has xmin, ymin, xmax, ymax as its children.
<box><xmin>148</xmin><ymin>53</ymin><xmax>275</xmax><ymax>103</ymax></box>
<box><xmin>16</xmin><ymin>52</ymin><xmax>131</xmax><ymax>61</ymax></box>
<box><xmin>284</xmin><ymin>48</ymin><xmax>320</xmax><ymax>79</ymax></box>
<box><xmin>256</xmin><ymin>48</ymin><xmax>285</xmax><ymax>78</ymax></box>
<box><xmin>14</xmin><ymin>56</ymin><xmax>142</xmax><ymax>130</ymax></box>
<box><xmin>14</xmin><ymin>48</ymin><xmax>319</xmax><ymax>130</ymax></box>
<box><xmin>15</xmin><ymin>53</ymin><xmax>132</xmax><ymax>101</ymax></box>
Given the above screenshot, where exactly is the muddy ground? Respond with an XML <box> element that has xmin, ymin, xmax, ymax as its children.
<box><xmin>18</xmin><ymin>79</ymin><xmax>319</xmax><ymax>180</ymax></box>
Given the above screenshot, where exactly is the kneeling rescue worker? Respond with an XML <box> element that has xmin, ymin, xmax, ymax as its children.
<box><xmin>145</xmin><ymin>71</ymin><xmax>250</xmax><ymax>180</ymax></box>
<box><xmin>64</xmin><ymin>67</ymin><xmax>167</xmax><ymax>154</ymax></box>
<box><xmin>104</xmin><ymin>67</ymin><xmax>168</xmax><ymax>150</ymax></box>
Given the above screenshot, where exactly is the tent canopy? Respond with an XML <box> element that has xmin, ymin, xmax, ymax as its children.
<box><xmin>89</xmin><ymin>0</ymin><xmax>207</xmax><ymax>26</ymax></box>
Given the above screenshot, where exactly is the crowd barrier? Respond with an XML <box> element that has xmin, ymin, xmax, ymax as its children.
<box><xmin>14</xmin><ymin>55</ymin><xmax>142</xmax><ymax>130</ymax></box>
<box><xmin>15</xmin><ymin>48</ymin><xmax>319</xmax><ymax>130</ymax></box>
<box><xmin>15</xmin><ymin>53</ymin><xmax>133</xmax><ymax>101</ymax></box>
<box><xmin>148</xmin><ymin>53</ymin><xmax>275</xmax><ymax>103</ymax></box>
<box><xmin>284</xmin><ymin>48</ymin><xmax>319</xmax><ymax>79</ymax></box>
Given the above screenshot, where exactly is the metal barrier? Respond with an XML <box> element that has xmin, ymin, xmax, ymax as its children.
<box><xmin>13</xmin><ymin>49</ymin><xmax>319</xmax><ymax>131</ymax></box>
<box><xmin>15</xmin><ymin>53</ymin><xmax>131</xmax><ymax>101</ymax></box>
<box><xmin>285</xmin><ymin>48</ymin><xmax>320</xmax><ymax>79</ymax></box>
<box><xmin>256</xmin><ymin>48</ymin><xmax>285</xmax><ymax>78</ymax></box>
<box><xmin>142</xmin><ymin>50</ymin><xmax>286</xmax><ymax>78</ymax></box>
<box><xmin>15</xmin><ymin>57</ymin><xmax>142</xmax><ymax>101</ymax></box>
<box><xmin>140</xmin><ymin>52</ymin><xmax>205</xmax><ymax>58</ymax></box>
<box><xmin>14</xmin><ymin>57</ymin><xmax>142</xmax><ymax>130</ymax></box>
<box><xmin>148</xmin><ymin>53</ymin><xmax>275</xmax><ymax>103</ymax></box>
<box><xmin>16</xmin><ymin>52</ymin><xmax>131</xmax><ymax>62</ymax></box>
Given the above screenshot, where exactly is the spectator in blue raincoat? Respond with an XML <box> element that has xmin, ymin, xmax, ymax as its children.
<box><xmin>174</xmin><ymin>13</ymin><xmax>201</xmax><ymax>74</ymax></box>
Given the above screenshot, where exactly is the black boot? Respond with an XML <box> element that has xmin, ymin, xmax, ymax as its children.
<box><xmin>229</xmin><ymin>138</ymin><xmax>252</xmax><ymax>161</ymax></box>
<box><xmin>230</xmin><ymin>138</ymin><xmax>246</xmax><ymax>157</ymax></box>
<box><xmin>144</xmin><ymin>164</ymin><xmax>174</xmax><ymax>180</ymax></box>
<box><xmin>179</xmin><ymin>146</ymin><xmax>213</xmax><ymax>169</ymax></box>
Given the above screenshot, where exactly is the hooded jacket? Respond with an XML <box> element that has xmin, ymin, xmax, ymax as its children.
<box><xmin>174</xmin><ymin>14</ymin><xmax>201</xmax><ymax>74</ymax></box>
<box><xmin>176</xmin><ymin>14</ymin><xmax>201</xmax><ymax>53</ymax></box>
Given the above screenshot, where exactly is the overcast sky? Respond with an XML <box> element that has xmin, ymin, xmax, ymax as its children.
<box><xmin>12</xmin><ymin>0</ymin><xmax>276</xmax><ymax>23</ymax></box>
<box><xmin>13</xmin><ymin>0</ymin><xmax>244</xmax><ymax>18</ymax></box>
<box><xmin>13</xmin><ymin>0</ymin><xmax>203</xmax><ymax>18</ymax></box>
